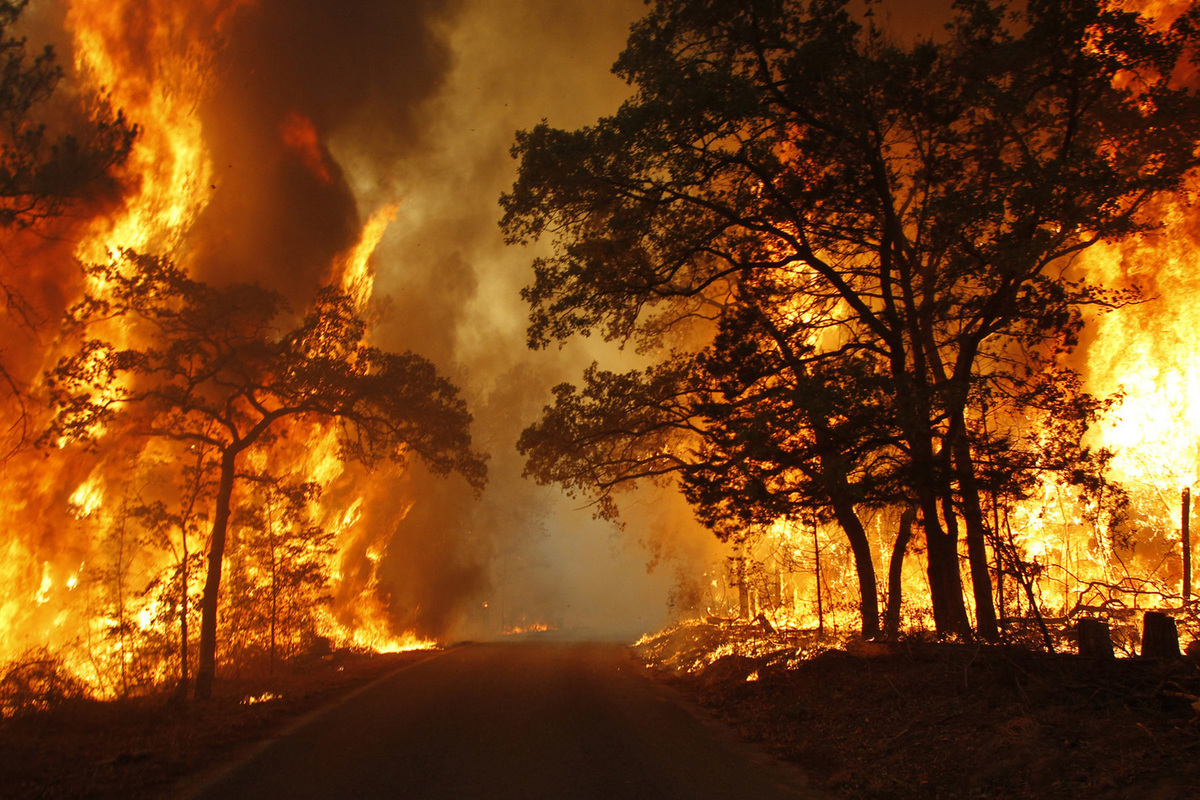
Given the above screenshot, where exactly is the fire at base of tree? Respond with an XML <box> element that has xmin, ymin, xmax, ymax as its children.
<box><xmin>663</xmin><ymin>512</ymin><xmax>1200</xmax><ymax>659</ymax></box>
<box><xmin>507</xmin><ymin>0</ymin><xmax>1200</xmax><ymax>654</ymax></box>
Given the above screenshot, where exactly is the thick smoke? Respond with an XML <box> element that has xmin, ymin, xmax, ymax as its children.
<box><xmin>188</xmin><ymin>0</ymin><xmax>462</xmax><ymax>299</ymax></box>
<box><xmin>353</xmin><ymin>0</ymin><xmax>722</xmax><ymax>640</ymax></box>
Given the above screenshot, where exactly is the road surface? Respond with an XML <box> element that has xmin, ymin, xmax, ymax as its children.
<box><xmin>178</xmin><ymin>641</ymin><xmax>825</xmax><ymax>800</ymax></box>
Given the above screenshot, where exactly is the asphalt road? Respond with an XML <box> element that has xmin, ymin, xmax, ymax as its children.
<box><xmin>178</xmin><ymin>641</ymin><xmax>825</xmax><ymax>800</ymax></box>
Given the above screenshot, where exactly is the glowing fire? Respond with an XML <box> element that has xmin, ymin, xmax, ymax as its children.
<box><xmin>667</xmin><ymin>0</ymin><xmax>1200</xmax><ymax>656</ymax></box>
<box><xmin>0</xmin><ymin>0</ymin><xmax>436</xmax><ymax>702</ymax></box>
<box><xmin>2</xmin><ymin>0</ymin><xmax>1198</xmax><ymax>709</ymax></box>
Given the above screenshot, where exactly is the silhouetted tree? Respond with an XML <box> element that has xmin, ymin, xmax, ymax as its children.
<box><xmin>131</xmin><ymin>446</ymin><xmax>215</xmax><ymax>694</ymax></box>
<box><xmin>227</xmin><ymin>475</ymin><xmax>334</xmax><ymax>671</ymax></box>
<box><xmin>47</xmin><ymin>252</ymin><xmax>487</xmax><ymax>698</ymax></box>
<box><xmin>505</xmin><ymin>0</ymin><xmax>1200</xmax><ymax>638</ymax></box>
<box><xmin>0</xmin><ymin>0</ymin><xmax>135</xmax><ymax>453</ymax></box>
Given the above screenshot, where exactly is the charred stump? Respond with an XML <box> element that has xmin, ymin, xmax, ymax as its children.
<box><xmin>1141</xmin><ymin>611</ymin><xmax>1180</xmax><ymax>658</ymax></box>
<box><xmin>1076</xmin><ymin>618</ymin><xmax>1114</xmax><ymax>659</ymax></box>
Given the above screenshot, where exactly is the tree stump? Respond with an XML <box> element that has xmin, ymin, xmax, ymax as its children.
<box><xmin>1077</xmin><ymin>618</ymin><xmax>1114</xmax><ymax>659</ymax></box>
<box><xmin>1142</xmin><ymin>611</ymin><xmax>1181</xmax><ymax>658</ymax></box>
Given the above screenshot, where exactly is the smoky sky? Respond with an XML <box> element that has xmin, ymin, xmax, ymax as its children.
<box><xmin>178</xmin><ymin>0</ymin><xmax>689</xmax><ymax>640</ymax></box>
<box><xmin>190</xmin><ymin>0</ymin><xmax>463</xmax><ymax>299</ymax></box>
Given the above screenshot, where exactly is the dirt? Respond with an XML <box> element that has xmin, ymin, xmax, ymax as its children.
<box><xmin>635</xmin><ymin>622</ymin><xmax>1200</xmax><ymax>800</ymax></box>
<box><xmin>0</xmin><ymin>649</ymin><xmax>437</xmax><ymax>799</ymax></box>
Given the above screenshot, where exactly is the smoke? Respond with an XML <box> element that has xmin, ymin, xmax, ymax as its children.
<box><xmin>177</xmin><ymin>0</ymin><xmax>717</xmax><ymax>641</ymax></box>
<box><xmin>187</xmin><ymin>0</ymin><xmax>462</xmax><ymax>298</ymax></box>
<box><xmin>349</xmin><ymin>0</ymin><xmax>722</xmax><ymax>640</ymax></box>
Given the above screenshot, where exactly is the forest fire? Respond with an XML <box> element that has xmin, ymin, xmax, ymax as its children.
<box><xmin>703</xmin><ymin>185</ymin><xmax>1200</xmax><ymax>649</ymax></box>
<box><xmin>506</xmin><ymin>0</ymin><xmax>1200</xmax><ymax>663</ymax></box>
<box><xmin>0</xmin><ymin>0</ymin><xmax>478</xmax><ymax>707</ymax></box>
<box><xmin>1</xmin><ymin>0</ymin><xmax>1199</xmax><ymax>741</ymax></box>
<box><xmin>5</xmin><ymin>1</ymin><xmax>1200</xmax><ymax>799</ymax></box>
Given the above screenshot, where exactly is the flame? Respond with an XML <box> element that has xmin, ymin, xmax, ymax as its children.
<box><xmin>0</xmin><ymin>0</ymin><xmax>436</xmax><ymax>699</ymax></box>
<box><xmin>66</xmin><ymin>0</ymin><xmax>247</xmax><ymax>260</ymax></box>
<box><xmin>68</xmin><ymin>475</ymin><xmax>105</xmax><ymax>519</ymax></box>
<box><xmin>334</xmin><ymin>202</ymin><xmax>400</xmax><ymax>310</ymax></box>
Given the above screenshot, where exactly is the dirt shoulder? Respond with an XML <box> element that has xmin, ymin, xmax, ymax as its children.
<box><xmin>636</xmin><ymin>623</ymin><xmax>1200</xmax><ymax>799</ymax></box>
<box><xmin>0</xmin><ymin>649</ymin><xmax>438</xmax><ymax>800</ymax></box>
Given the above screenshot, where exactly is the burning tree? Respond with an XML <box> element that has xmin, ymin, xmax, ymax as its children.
<box><xmin>0</xmin><ymin>0</ymin><xmax>135</xmax><ymax>450</ymax></box>
<box><xmin>505</xmin><ymin>0</ymin><xmax>1200</xmax><ymax>638</ymax></box>
<box><xmin>225</xmin><ymin>476</ymin><xmax>335</xmax><ymax>672</ymax></box>
<box><xmin>46</xmin><ymin>251</ymin><xmax>487</xmax><ymax>698</ymax></box>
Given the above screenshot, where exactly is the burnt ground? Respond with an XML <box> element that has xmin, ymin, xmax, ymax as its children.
<box><xmin>635</xmin><ymin>622</ymin><xmax>1200</xmax><ymax>800</ymax></box>
<box><xmin>0</xmin><ymin>649</ymin><xmax>436</xmax><ymax>800</ymax></box>
<box><xmin>4</xmin><ymin>628</ymin><xmax>1200</xmax><ymax>799</ymax></box>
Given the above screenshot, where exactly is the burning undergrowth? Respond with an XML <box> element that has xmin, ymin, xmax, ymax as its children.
<box><xmin>633</xmin><ymin>618</ymin><xmax>845</xmax><ymax>676</ymax></box>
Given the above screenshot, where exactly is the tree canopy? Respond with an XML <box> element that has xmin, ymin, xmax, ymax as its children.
<box><xmin>504</xmin><ymin>0</ymin><xmax>1200</xmax><ymax>638</ymax></box>
<box><xmin>47</xmin><ymin>251</ymin><xmax>487</xmax><ymax>696</ymax></box>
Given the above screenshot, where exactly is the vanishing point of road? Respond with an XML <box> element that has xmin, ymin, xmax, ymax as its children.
<box><xmin>178</xmin><ymin>641</ymin><xmax>828</xmax><ymax>800</ymax></box>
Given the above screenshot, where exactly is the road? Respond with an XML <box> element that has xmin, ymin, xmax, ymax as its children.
<box><xmin>178</xmin><ymin>641</ymin><xmax>825</xmax><ymax>800</ymax></box>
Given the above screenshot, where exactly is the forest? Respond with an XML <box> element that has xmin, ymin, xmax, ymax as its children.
<box><xmin>507</xmin><ymin>0</ymin><xmax>1200</xmax><ymax>654</ymax></box>
<box><xmin>0</xmin><ymin>0</ymin><xmax>1198</xmax><ymax>721</ymax></box>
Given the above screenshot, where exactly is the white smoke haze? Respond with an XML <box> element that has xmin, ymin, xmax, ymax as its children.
<box><xmin>333</xmin><ymin>0</ymin><xmax>724</xmax><ymax>640</ymax></box>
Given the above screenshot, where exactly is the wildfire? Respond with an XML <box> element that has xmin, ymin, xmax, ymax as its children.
<box><xmin>336</xmin><ymin>203</ymin><xmax>400</xmax><ymax>311</ymax></box>
<box><xmin>0</xmin><ymin>0</ymin><xmax>439</xmax><ymax>704</ymax></box>
<box><xmin>65</xmin><ymin>0</ymin><xmax>246</xmax><ymax>260</ymax></box>
<box><xmin>3</xmin><ymin>0</ymin><xmax>1200</xmax><ymax>714</ymax></box>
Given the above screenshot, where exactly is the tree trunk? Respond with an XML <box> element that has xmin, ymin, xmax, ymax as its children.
<box><xmin>884</xmin><ymin>506</ymin><xmax>916</xmax><ymax>638</ymax></box>
<box><xmin>735</xmin><ymin>551</ymin><xmax>749</xmax><ymax>619</ymax></box>
<box><xmin>813</xmin><ymin>519</ymin><xmax>824</xmax><ymax>638</ymax></box>
<box><xmin>1183</xmin><ymin>487</ymin><xmax>1192</xmax><ymax>603</ymax></box>
<box><xmin>904</xmin><ymin>408</ymin><xmax>972</xmax><ymax>638</ymax></box>
<box><xmin>920</xmin><ymin>488</ymin><xmax>972</xmax><ymax>638</ymax></box>
<box><xmin>178</xmin><ymin>538</ymin><xmax>189</xmax><ymax>697</ymax></box>
<box><xmin>829</xmin><ymin>494</ymin><xmax>880</xmax><ymax>638</ymax></box>
<box><xmin>1077</xmin><ymin>618</ymin><xmax>1114</xmax><ymax>659</ymax></box>
<box><xmin>1142</xmin><ymin>611</ymin><xmax>1180</xmax><ymax>658</ymax></box>
<box><xmin>195</xmin><ymin>448</ymin><xmax>238</xmax><ymax>700</ymax></box>
<box><xmin>953</xmin><ymin>435</ymin><xmax>999</xmax><ymax>640</ymax></box>
<box><xmin>267</xmin><ymin>501</ymin><xmax>278</xmax><ymax>675</ymax></box>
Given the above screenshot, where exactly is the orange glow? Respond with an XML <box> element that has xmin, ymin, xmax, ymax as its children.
<box><xmin>0</xmin><ymin>0</ymin><xmax>433</xmax><ymax>699</ymax></box>
<box><xmin>334</xmin><ymin>203</ymin><xmax>400</xmax><ymax>311</ymax></box>
<box><xmin>281</xmin><ymin>111</ymin><xmax>334</xmax><ymax>186</ymax></box>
